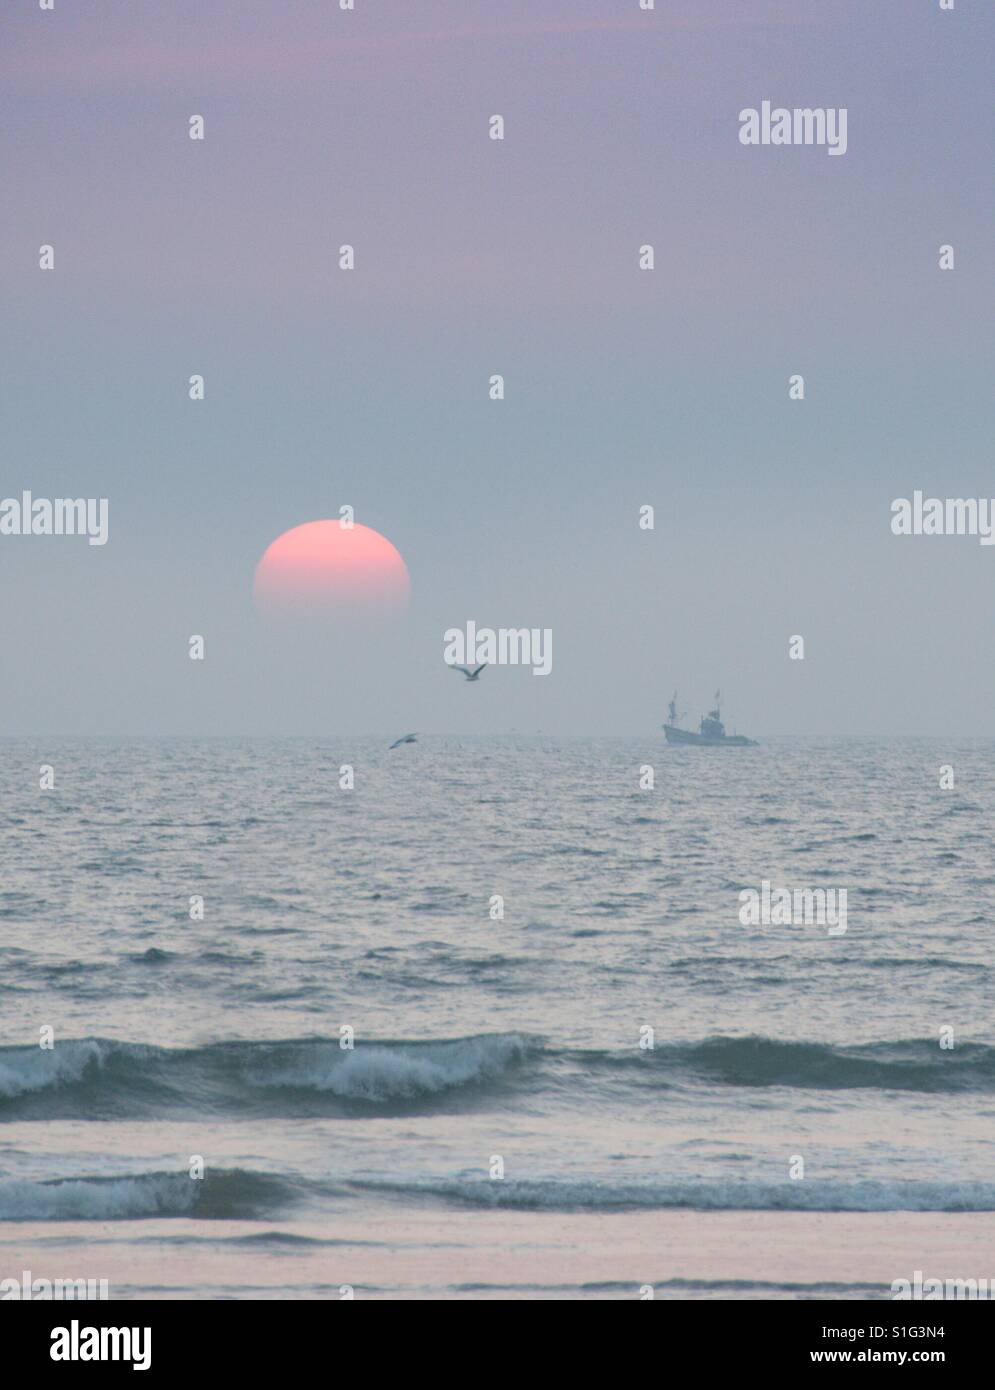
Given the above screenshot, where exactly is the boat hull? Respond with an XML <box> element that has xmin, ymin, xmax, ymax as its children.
<box><xmin>663</xmin><ymin>725</ymin><xmax>756</xmax><ymax>747</ymax></box>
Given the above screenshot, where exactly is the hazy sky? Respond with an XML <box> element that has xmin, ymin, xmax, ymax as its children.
<box><xmin>2</xmin><ymin>0</ymin><xmax>992</xmax><ymax>736</ymax></box>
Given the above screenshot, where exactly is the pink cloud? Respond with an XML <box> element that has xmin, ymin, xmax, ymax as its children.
<box><xmin>3</xmin><ymin>7</ymin><xmax>811</xmax><ymax>83</ymax></box>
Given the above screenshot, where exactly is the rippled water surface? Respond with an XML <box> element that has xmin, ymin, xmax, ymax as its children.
<box><xmin>1</xmin><ymin>737</ymin><xmax>993</xmax><ymax>1297</ymax></box>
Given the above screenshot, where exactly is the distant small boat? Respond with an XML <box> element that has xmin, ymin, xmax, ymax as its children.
<box><xmin>663</xmin><ymin>690</ymin><xmax>757</xmax><ymax>747</ymax></box>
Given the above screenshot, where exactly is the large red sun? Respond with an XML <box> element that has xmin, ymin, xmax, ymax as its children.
<box><xmin>253</xmin><ymin>520</ymin><xmax>410</xmax><ymax>620</ymax></box>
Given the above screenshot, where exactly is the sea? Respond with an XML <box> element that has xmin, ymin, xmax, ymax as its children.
<box><xmin>1</xmin><ymin>737</ymin><xmax>993</xmax><ymax>1300</ymax></box>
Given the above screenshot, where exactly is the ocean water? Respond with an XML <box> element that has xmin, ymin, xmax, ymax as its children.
<box><xmin>1</xmin><ymin>736</ymin><xmax>994</xmax><ymax>1299</ymax></box>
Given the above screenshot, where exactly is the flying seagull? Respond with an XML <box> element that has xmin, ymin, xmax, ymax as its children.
<box><xmin>451</xmin><ymin>663</ymin><xmax>487</xmax><ymax>682</ymax></box>
<box><xmin>389</xmin><ymin>733</ymin><xmax>417</xmax><ymax>749</ymax></box>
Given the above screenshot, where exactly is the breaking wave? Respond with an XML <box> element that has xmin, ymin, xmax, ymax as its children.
<box><xmin>0</xmin><ymin>1033</ymin><xmax>538</xmax><ymax>1119</ymax></box>
<box><xmin>1</xmin><ymin>1033</ymin><xmax>991</xmax><ymax>1122</ymax></box>
<box><xmin>0</xmin><ymin>1169</ymin><xmax>297</xmax><ymax>1221</ymax></box>
<box><xmin>584</xmin><ymin>1035</ymin><xmax>995</xmax><ymax>1093</ymax></box>
<box><xmin>349</xmin><ymin>1176</ymin><xmax>995</xmax><ymax>1214</ymax></box>
<box><xmin>249</xmin><ymin>1033</ymin><xmax>532</xmax><ymax>1102</ymax></box>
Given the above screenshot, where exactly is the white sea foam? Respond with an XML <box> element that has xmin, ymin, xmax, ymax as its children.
<box><xmin>0</xmin><ymin>1174</ymin><xmax>196</xmax><ymax>1222</ymax></box>
<box><xmin>0</xmin><ymin>1040</ymin><xmax>106</xmax><ymax>1098</ymax></box>
<box><xmin>250</xmin><ymin>1034</ymin><xmax>531</xmax><ymax>1102</ymax></box>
